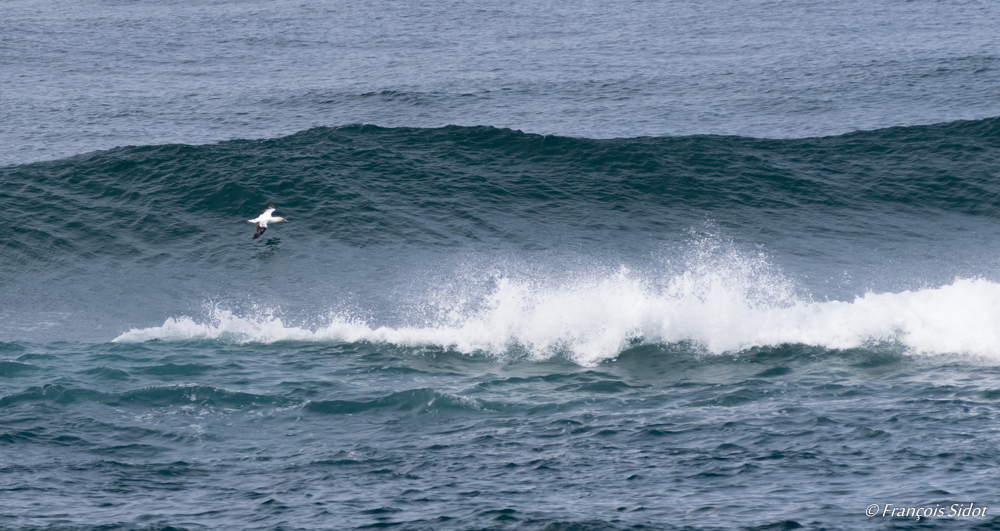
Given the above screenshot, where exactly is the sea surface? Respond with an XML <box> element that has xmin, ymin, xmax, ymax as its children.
<box><xmin>3</xmin><ymin>1</ymin><xmax>1000</xmax><ymax>530</ymax></box>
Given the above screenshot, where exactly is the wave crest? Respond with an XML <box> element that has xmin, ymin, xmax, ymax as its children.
<box><xmin>113</xmin><ymin>261</ymin><xmax>1000</xmax><ymax>365</ymax></box>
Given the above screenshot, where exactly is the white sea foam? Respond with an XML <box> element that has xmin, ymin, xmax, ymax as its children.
<box><xmin>113</xmin><ymin>255</ymin><xmax>1000</xmax><ymax>366</ymax></box>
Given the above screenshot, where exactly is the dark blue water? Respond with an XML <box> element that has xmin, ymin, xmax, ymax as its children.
<box><xmin>4</xmin><ymin>1</ymin><xmax>1000</xmax><ymax>530</ymax></box>
<box><xmin>4</xmin><ymin>0</ymin><xmax>1000</xmax><ymax>166</ymax></box>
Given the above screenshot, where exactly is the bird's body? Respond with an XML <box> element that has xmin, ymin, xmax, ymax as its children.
<box><xmin>247</xmin><ymin>204</ymin><xmax>286</xmax><ymax>239</ymax></box>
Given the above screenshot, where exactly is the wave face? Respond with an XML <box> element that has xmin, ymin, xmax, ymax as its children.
<box><xmin>5</xmin><ymin>119</ymin><xmax>1000</xmax><ymax>349</ymax></box>
<box><xmin>5</xmin><ymin>121</ymin><xmax>1000</xmax><ymax>530</ymax></box>
<box><xmin>4</xmin><ymin>118</ymin><xmax>1000</xmax><ymax>262</ymax></box>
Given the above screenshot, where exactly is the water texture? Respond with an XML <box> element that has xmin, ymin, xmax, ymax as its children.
<box><xmin>4</xmin><ymin>119</ymin><xmax>1000</xmax><ymax>530</ymax></box>
<box><xmin>3</xmin><ymin>0</ymin><xmax>1000</xmax><ymax>165</ymax></box>
<box><xmin>4</xmin><ymin>0</ymin><xmax>1000</xmax><ymax>530</ymax></box>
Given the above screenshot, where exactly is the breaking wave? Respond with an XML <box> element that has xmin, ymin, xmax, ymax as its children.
<box><xmin>115</xmin><ymin>268</ymin><xmax>1000</xmax><ymax>366</ymax></box>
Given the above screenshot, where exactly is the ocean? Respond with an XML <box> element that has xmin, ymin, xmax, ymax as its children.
<box><xmin>3</xmin><ymin>0</ymin><xmax>1000</xmax><ymax>530</ymax></box>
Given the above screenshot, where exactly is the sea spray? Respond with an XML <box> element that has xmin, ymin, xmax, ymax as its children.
<box><xmin>114</xmin><ymin>265</ymin><xmax>1000</xmax><ymax>364</ymax></box>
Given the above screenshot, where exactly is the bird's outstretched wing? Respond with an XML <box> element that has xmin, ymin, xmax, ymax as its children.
<box><xmin>261</xmin><ymin>204</ymin><xmax>276</xmax><ymax>217</ymax></box>
<box><xmin>253</xmin><ymin>223</ymin><xmax>267</xmax><ymax>239</ymax></box>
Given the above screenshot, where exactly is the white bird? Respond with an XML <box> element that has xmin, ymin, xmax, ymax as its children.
<box><xmin>247</xmin><ymin>204</ymin><xmax>286</xmax><ymax>239</ymax></box>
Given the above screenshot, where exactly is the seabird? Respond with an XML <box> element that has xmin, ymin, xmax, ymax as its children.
<box><xmin>247</xmin><ymin>204</ymin><xmax>286</xmax><ymax>239</ymax></box>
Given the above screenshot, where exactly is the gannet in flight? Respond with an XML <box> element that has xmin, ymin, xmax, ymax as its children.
<box><xmin>247</xmin><ymin>204</ymin><xmax>286</xmax><ymax>239</ymax></box>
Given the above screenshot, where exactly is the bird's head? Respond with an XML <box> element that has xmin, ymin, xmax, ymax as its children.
<box><xmin>273</xmin><ymin>216</ymin><xmax>286</xmax><ymax>222</ymax></box>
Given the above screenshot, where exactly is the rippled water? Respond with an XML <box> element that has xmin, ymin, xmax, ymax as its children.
<box><xmin>4</xmin><ymin>0</ymin><xmax>1000</xmax><ymax>529</ymax></box>
<box><xmin>3</xmin><ymin>0</ymin><xmax>1000</xmax><ymax>165</ymax></box>
<box><xmin>4</xmin><ymin>340</ymin><xmax>999</xmax><ymax>530</ymax></box>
